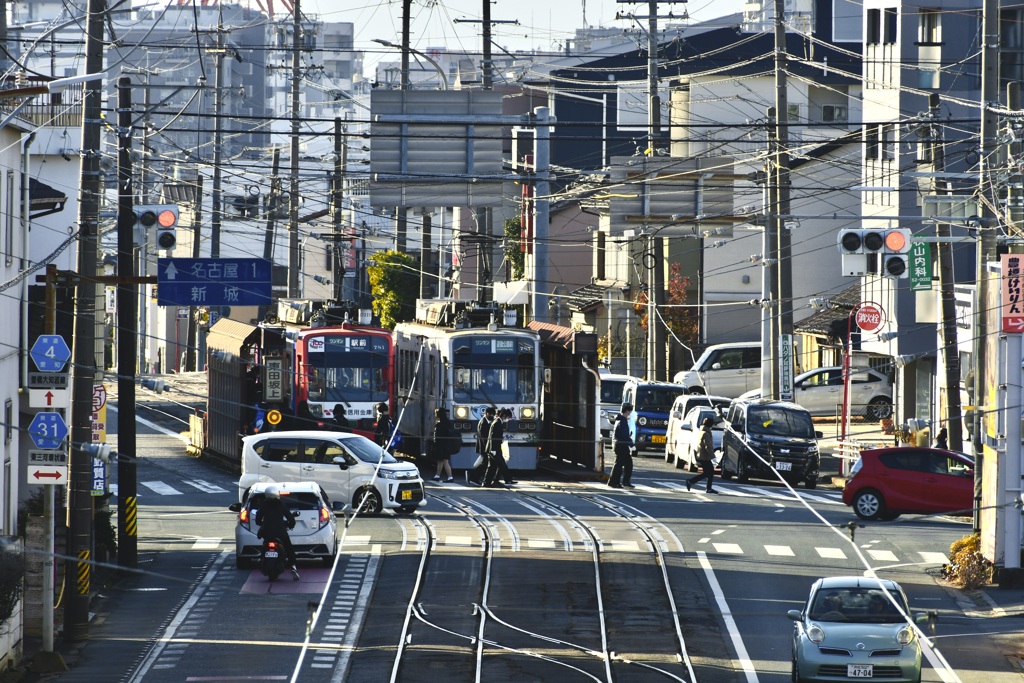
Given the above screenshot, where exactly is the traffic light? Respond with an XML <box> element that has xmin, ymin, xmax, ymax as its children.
<box><xmin>836</xmin><ymin>229</ymin><xmax>884</xmax><ymax>276</ymax></box>
<box><xmin>134</xmin><ymin>205</ymin><xmax>179</xmax><ymax>250</ymax></box>
<box><xmin>881</xmin><ymin>228</ymin><xmax>912</xmax><ymax>278</ymax></box>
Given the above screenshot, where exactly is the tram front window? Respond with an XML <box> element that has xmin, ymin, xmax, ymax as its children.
<box><xmin>308</xmin><ymin>335</ymin><xmax>390</xmax><ymax>404</ymax></box>
<box><xmin>453</xmin><ymin>337</ymin><xmax>536</xmax><ymax>404</ymax></box>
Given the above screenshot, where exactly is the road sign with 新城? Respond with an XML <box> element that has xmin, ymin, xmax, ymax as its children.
<box><xmin>156</xmin><ymin>257</ymin><xmax>272</xmax><ymax>307</ymax></box>
<box><xmin>28</xmin><ymin>412</ymin><xmax>68</xmax><ymax>450</ymax></box>
<box><xmin>30</xmin><ymin>335</ymin><xmax>71</xmax><ymax>372</ymax></box>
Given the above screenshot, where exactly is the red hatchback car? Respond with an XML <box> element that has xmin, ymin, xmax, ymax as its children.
<box><xmin>842</xmin><ymin>447</ymin><xmax>974</xmax><ymax>520</ymax></box>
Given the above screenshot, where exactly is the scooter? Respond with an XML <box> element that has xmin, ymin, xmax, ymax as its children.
<box><xmin>259</xmin><ymin>537</ymin><xmax>287</xmax><ymax>582</ymax></box>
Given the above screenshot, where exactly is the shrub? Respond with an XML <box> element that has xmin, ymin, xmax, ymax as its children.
<box><xmin>942</xmin><ymin>532</ymin><xmax>992</xmax><ymax>589</ymax></box>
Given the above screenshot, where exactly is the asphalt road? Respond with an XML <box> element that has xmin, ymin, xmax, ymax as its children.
<box><xmin>24</xmin><ymin>386</ymin><xmax>1022</xmax><ymax>683</ymax></box>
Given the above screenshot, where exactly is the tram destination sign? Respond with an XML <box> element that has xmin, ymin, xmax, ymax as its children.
<box><xmin>157</xmin><ymin>258</ymin><xmax>272</xmax><ymax>307</ymax></box>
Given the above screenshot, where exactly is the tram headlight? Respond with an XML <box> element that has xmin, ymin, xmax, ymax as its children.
<box><xmin>454</xmin><ymin>405</ymin><xmax>470</xmax><ymax>419</ymax></box>
<box><xmin>638</xmin><ymin>417</ymin><xmax>648</xmax><ymax>426</ymax></box>
<box><xmin>308</xmin><ymin>403</ymin><xmax>324</xmax><ymax>418</ymax></box>
<box><xmin>521</xmin><ymin>406</ymin><xmax>536</xmax><ymax>419</ymax></box>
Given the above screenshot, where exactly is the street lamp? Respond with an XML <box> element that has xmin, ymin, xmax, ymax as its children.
<box><xmin>372</xmin><ymin>39</ymin><xmax>449</xmax><ymax>90</ymax></box>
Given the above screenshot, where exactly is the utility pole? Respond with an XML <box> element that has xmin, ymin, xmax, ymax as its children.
<box><xmin>333</xmin><ymin>118</ymin><xmax>346</xmax><ymax>303</ymax></box>
<box><xmin>975</xmin><ymin>0</ymin><xmax>999</xmax><ymax>532</ymax></box>
<box><xmin>532</xmin><ymin>107</ymin><xmax>552</xmax><ymax>322</ymax></box>
<box><xmin>765</xmin><ymin>106</ymin><xmax>781</xmax><ymax>398</ymax></box>
<box><xmin>263</xmin><ymin>148</ymin><xmax>281</xmax><ymax>261</ymax></box>
<box><xmin>210</xmin><ymin>8</ymin><xmax>226</xmax><ymax>259</ymax></box>
<box><xmin>646</xmin><ymin>0</ymin><xmax>667</xmax><ymax>379</ymax></box>
<box><xmin>184</xmin><ymin>174</ymin><xmax>203</xmax><ymax>372</ymax></box>
<box><xmin>66</xmin><ymin>0</ymin><xmax>105</xmax><ymax>641</ymax></box>
<box><xmin>773</xmin><ymin>0</ymin><xmax>793</xmax><ymax>398</ymax></box>
<box><xmin>287</xmin><ymin>0</ymin><xmax>302</xmax><ymax>298</ymax></box>
<box><xmin>927</xmin><ymin>93</ymin><xmax>964</xmax><ymax>451</ymax></box>
<box><xmin>116</xmin><ymin>77</ymin><xmax>138</xmax><ymax>568</ymax></box>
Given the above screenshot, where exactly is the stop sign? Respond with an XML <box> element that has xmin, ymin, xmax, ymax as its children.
<box><xmin>855</xmin><ymin>304</ymin><xmax>885</xmax><ymax>333</ymax></box>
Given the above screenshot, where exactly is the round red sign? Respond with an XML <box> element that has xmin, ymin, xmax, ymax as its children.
<box><xmin>855</xmin><ymin>304</ymin><xmax>885</xmax><ymax>333</ymax></box>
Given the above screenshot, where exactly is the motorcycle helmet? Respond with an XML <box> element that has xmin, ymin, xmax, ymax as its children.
<box><xmin>265</xmin><ymin>484</ymin><xmax>280</xmax><ymax>500</ymax></box>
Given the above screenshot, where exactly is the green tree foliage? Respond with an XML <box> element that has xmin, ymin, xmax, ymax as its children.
<box><xmin>367</xmin><ymin>250</ymin><xmax>419</xmax><ymax>329</ymax></box>
<box><xmin>633</xmin><ymin>263</ymin><xmax>698</xmax><ymax>345</ymax></box>
<box><xmin>504</xmin><ymin>216</ymin><xmax>525</xmax><ymax>280</ymax></box>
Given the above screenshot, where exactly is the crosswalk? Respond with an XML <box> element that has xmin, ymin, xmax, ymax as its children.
<box><xmin>109</xmin><ymin>479</ymin><xmax>230</xmax><ymax>498</ymax></box>
<box><xmin>702</xmin><ymin>541</ymin><xmax>948</xmax><ymax>566</ymax></box>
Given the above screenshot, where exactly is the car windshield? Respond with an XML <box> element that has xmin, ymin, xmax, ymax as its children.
<box><xmin>601</xmin><ymin>379</ymin><xmax>627</xmax><ymax>403</ymax></box>
<box><xmin>747</xmin><ymin>406</ymin><xmax>815</xmax><ymax>438</ymax></box>
<box><xmin>248</xmin><ymin>491</ymin><xmax>322</xmax><ymax>511</ymax></box>
<box><xmin>343</xmin><ymin>434</ymin><xmax>400</xmax><ymax>464</ymax></box>
<box><xmin>636</xmin><ymin>387</ymin><xmax>682</xmax><ymax>411</ymax></box>
<box><xmin>809</xmin><ymin>587</ymin><xmax>909</xmax><ymax>623</ymax></box>
<box><xmin>693</xmin><ymin>408</ymin><xmax>725</xmax><ymax>428</ymax></box>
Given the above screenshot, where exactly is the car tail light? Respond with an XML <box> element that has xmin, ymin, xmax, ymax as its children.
<box><xmin>896</xmin><ymin>627</ymin><xmax>915</xmax><ymax>645</ymax></box>
<box><xmin>239</xmin><ymin>507</ymin><xmax>252</xmax><ymax>531</ymax></box>
<box><xmin>319</xmin><ymin>506</ymin><xmax>330</xmax><ymax>528</ymax></box>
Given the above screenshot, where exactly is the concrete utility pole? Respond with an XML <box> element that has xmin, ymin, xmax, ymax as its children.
<box><xmin>773</xmin><ymin>0</ymin><xmax>793</xmax><ymax>398</ymax></box>
<box><xmin>975</xmin><ymin>0</ymin><xmax>999</xmax><ymax>532</ymax></box>
<box><xmin>287</xmin><ymin>0</ymin><xmax>302</xmax><ymax>297</ymax></box>
<box><xmin>646</xmin><ymin>0</ymin><xmax>666</xmax><ymax>379</ymax></box>
<box><xmin>532</xmin><ymin>107</ymin><xmax>552</xmax><ymax>322</ymax></box>
<box><xmin>333</xmin><ymin>117</ymin><xmax>346</xmax><ymax>303</ymax></box>
<box><xmin>185</xmin><ymin>174</ymin><xmax>203</xmax><ymax>372</ymax></box>
<box><xmin>765</xmin><ymin>107</ymin><xmax>781</xmax><ymax>397</ymax></box>
<box><xmin>210</xmin><ymin>7</ymin><xmax>227</xmax><ymax>259</ymax></box>
<box><xmin>263</xmin><ymin>148</ymin><xmax>281</xmax><ymax>261</ymax></box>
<box><xmin>66</xmin><ymin>0</ymin><xmax>105</xmax><ymax>641</ymax></box>
<box><xmin>116</xmin><ymin>77</ymin><xmax>138</xmax><ymax>568</ymax></box>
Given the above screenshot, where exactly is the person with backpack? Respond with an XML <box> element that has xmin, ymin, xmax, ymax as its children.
<box><xmin>431</xmin><ymin>408</ymin><xmax>457</xmax><ymax>482</ymax></box>
<box><xmin>469</xmin><ymin>406</ymin><xmax>496</xmax><ymax>485</ymax></box>
<box><xmin>374</xmin><ymin>403</ymin><xmax>398</xmax><ymax>451</ymax></box>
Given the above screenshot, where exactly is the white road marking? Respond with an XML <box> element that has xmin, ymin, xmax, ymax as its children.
<box><xmin>444</xmin><ymin>536</ymin><xmax>474</xmax><ymax>547</ymax></box>
<box><xmin>190</xmin><ymin>538</ymin><xmax>221</xmax><ymax>551</ymax></box>
<box><xmin>712</xmin><ymin>543</ymin><xmax>743</xmax><ymax>554</ymax></box>
<box><xmin>815</xmin><ymin>547</ymin><xmax>847</xmax><ymax>559</ymax></box>
<box><xmin>867</xmin><ymin>549</ymin><xmax>899</xmax><ymax>562</ymax></box>
<box><xmin>605</xmin><ymin>540</ymin><xmax>642</xmax><ymax>552</ymax></box>
<box><xmin>697</xmin><ymin>552</ymin><xmax>759</xmax><ymax>682</ymax></box>
<box><xmin>764</xmin><ymin>545</ymin><xmax>795</xmax><ymax>556</ymax></box>
<box><xmin>919</xmin><ymin>551</ymin><xmax>949</xmax><ymax>565</ymax></box>
<box><xmin>141</xmin><ymin>481</ymin><xmax>183</xmax><ymax>496</ymax></box>
<box><xmin>344</xmin><ymin>535</ymin><xmax>371</xmax><ymax>545</ymax></box>
<box><xmin>527</xmin><ymin>538</ymin><xmax>557</xmax><ymax>549</ymax></box>
<box><xmin>184</xmin><ymin>479</ymin><xmax>228</xmax><ymax>494</ymax></box>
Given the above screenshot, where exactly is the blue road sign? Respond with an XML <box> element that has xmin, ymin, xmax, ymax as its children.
<box><xmin>156</xmin><ymin>258</ymin><xmax>272</xmax><ymax>307</ymax></box>
<box><xmin>30</xmin><ymin>335</ymin><xmax>71</xmax><ymax>372</ymax></box>
<box><xmin>29</xmin><ymin>412</ymin><xmax>68</xmax><ymax>450</ymax></box>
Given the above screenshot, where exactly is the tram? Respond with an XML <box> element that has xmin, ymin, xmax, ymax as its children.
<box><xmin>393</xmin><ymin>303</ymin><xmax>542</xmax><ymax>471</ymax></box>
<box><xmin>197</xmin><ymin>301</ymin><xmax>395</xmax><ymax>468</ymax></box>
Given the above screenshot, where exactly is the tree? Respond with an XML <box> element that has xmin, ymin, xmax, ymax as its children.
<box><xmin>633</xmin><ymin>263</ymin><xmax>698</xmax><ymax>345</ymax></box>
<box><xmin>367</xmin><ymin>250</ymin><xmax>418</xmax><ymax>329</ymax></box>
<box><xmin>503</xmin><ymin>216</ymin><xmax>525</xmax><ymax>280</ymax></box>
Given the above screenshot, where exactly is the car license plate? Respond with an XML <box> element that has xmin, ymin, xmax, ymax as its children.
<box><xmin>847</xmin><ymin>664</ymin><xmax>872</xmax><ymax>677</ymax></box>
<box><xmin>652</xmin><ymin>435</ymin><xmax>666</xmax><ymax>444</ymax></box>
<box><xmin>401</xmin><ymin>490</ymin><xmax>412</xmax><ymax>500</ymax></box>
<box><xmin>264</xmin><ymin>551</ymin><xmax>279</xmax><ymax>558</ymax></box>
<box><xmin>774</xmin><ymin>461</ymin><xmax>792</xmax><ymax>471</ymax></box>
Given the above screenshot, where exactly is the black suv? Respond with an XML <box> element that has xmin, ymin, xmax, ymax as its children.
<box><xmin>720</xmin><ymin>398</ymin><xmax>822</xmax><ymax>488</ymax></box>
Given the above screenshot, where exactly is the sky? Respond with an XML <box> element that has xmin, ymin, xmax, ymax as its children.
<box><xmin>302</xmin><ymin>0</ymin><xmax>748</xmax><ymax>70</ymax></box>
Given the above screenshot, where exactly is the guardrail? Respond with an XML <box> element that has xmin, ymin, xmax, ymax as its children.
<box><xmin>832</xmin><ymin>439</ymin><xmax>863</xmax><ymax>477</ymax></box>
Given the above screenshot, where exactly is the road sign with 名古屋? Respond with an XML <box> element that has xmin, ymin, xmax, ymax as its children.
<box><xmin>30</xmin><ymin>335</ymin><xmax>71</xmax><ymax>372</ymax></box>
<box><xmin>28</xmin><ymin>412</ymin><xmax>68</xmax><ymax>450</ymax></box>
<box><xmin>156</xmin><ymin>257</ymin><xmax>272</xmax><ymax>307</ymax></box>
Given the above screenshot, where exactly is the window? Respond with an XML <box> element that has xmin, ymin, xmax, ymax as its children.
<box><xmin>304</xmin><ymin>439</ymin><xmax>345</xmax><ymax>464</ymax></box>
<box><xmin>883</xmin><ymin>8</ymin><xmax>898</xmax><ymax>44</ymax></box>
<box><xmin>881</xmin><ymin>124</ymin><xmax>896</xmax><ymax>160</ymax></box>
<box><xmin>865</xmin><ymin>124</ymin><xmax>880</xmax><ymax>160</ymax></box>
<box><xmin>867</xmin><ymin>8</ymin><xmax>881</xmax><ymax>45</ymax></box>
<box><xmin>918</xmin><ymin>9</ymin><xmax>942</xmax><ymax>44</ymax></box>
<box><xmin>822</xmin><ymin>105</ymin><xmax>848</xmax><ymax>123</ymax></box>
<box><xmin>4</xmin><ymin>171</ymin><xmax>12</xmax><ymax>266</ymax></box>
<box><xmin>3</xmin><ymin>399</ymin><xmax>9</xmax><ymax>444</ymax></box>
<box><xmin>254</xmin><ymin>437</ymin><xmax>301</xmax><ymax>463</ymax></box>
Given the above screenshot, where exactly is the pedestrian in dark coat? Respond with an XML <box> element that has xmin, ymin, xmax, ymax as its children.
<box><xmin>468</xmin><ymin>406</ymin><xmax>496</xmax><ymax>485</ymax></box>
<box><xmin>431</xmin><ymin>408</ymin><xmax>455</xmax><ymax>482</ymax></box>
<box><xmin>933</xmin><ymin>427</ymin><xmax>948</xmax><ymax>450</ymax></box>
<box><xmin>686</xmin><ymin>417</ymin><xmax>719</xmax><ymax>493</ymax></box>
<box><xmin>374</xmin><ymin>403</ymin><xmax>395</xmax><ymax>449</ymax></box>
<box><xmin>608</xmin><ymin>403</ymin><xmax>635</xmax><ymax>488</ymax></box>
<box><xmin>483</xmin><ymin>408</ymin><xmax>515</xmax><ymax>487</ymax></box>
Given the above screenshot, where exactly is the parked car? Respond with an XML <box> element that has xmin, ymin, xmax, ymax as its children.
<box><xmin>598</xmin><ymin>371</ymin><xmax>639</xmax><ymax>438</ymax></box>
<box><xmin>621</xmin><ymin>380</ymin><xmax>689</xmax><ymax>453</ymax></box>
<box><xmin>228</xmin><ymin>481</ymin><xmax>345</xmax><ymax>569</ymax></box>
<box><xmin>720</xmin><ymin>398</ymin><xmax>822</xmax><ymax>487</ymax></box>
<box><xmin>664</xmin><ymin>393</ymin><xmax>731</xmax><ymax>464</ymax></box>
<box><xmin>737</xmin><ymin>366</ymin><xmax>893</xmax><ymax>419</ymax></box>
<box><xmin>788</xmin><ymin>576</ymin><xmax>927</xmax><ymax>682</ymax></box>
<box><xmin>668</xmin><ymin>406</ymin><xmax>726</xmax><ymax>471</ymax></box>
<box><xmin>672</xmin><ymin>342</ymin><xmax>761</xmax><ymax>397</ymax></box>
<box><xmin>238</xmin><ymin>430</ymin><xmax>426</xmax><ymax>515</ymax></box>
<box><xmin>842</xmin><ymin>446</ymin><xmax>974</xmax><ymax>520</ymax></box>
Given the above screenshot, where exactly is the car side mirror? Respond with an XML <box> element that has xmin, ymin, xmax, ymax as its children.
<box><xmin>681</xmin><ymin>424</ymin><xmax>692</xmax><ymax>431</ymax></box>
<box><xmin>332</xmin><ymin>501</ymin><xmax>347</xmax><ymax>513</ymax></box>
<box><xmin>914</xmin><ymin>611</ymin><xmax>935</xmax><ymax>625</ymax></box>
<box><xmin>815</xmin><ymin>431</ymin><xmax>824</xmax><ymax>439</ymax></box>
<box><xmin>228</xmin><ymin>503</ymin><xmax>241</xmax><ymax>513</ymax></box>
<box><xmin>711</xmin><ymin>362</ymin><xmax>722</xmax><ymax>370</ymax></box>
<box><xmin>332</xmin><ymin>455</ymin><xmax>349</xmax><ymax>470</ymax></box>
<box><xmin>787</xmin><ymin>609</ymin><xmax>803</xmax><ymax>621</ymax></box>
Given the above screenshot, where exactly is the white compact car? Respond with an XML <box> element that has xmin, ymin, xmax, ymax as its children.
<box><xmin>668</xmin><ymin>406</ymin><xmax>726</xmax><ymax>471</ymax></box>
<box><xmin>664</xmin><ymin>394</ymin><xmax>731</xmax><ymax>464</ymax></box>
<box><xmin>228</xmin><ymin>481</ymin><xmax>344</xmax><ymax>569</ymax></box>
<box><xmin>238</xmin><ymin>430</ymin><xmax>426</xmax><ymax>515</ymax></box>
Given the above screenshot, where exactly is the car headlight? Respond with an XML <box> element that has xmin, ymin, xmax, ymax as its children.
<box><xmin>896</xmin><ymin>627</ymin><xmax>915</xmax><ymax>646</ymax></box>
<box><xmin>521</xmin><ymin>406</ymin><xmax>536</xmax><ymax>419</ymax></box>
<box><xmin>377</xmin><ymin>469</ymin><xmax>400</xmax><ymax>479</ymax></box>
<box><xmin>454</xmin><ymin>405</ymin><xmax>470</xmax><ymax>419</ymax></box>
<box><xmin>807</xmin><ymin>625</ymin><xmax>825</xmax><ymax>644</ymax></box>
<box><xmin>638</xmin><ymin>417</ymin><xmax>648</xmax><ymax>426</ymax></box>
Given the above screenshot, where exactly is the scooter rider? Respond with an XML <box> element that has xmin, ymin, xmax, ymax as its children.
<box><xmin>255</xmin><ymin>485</ymin><xmax>300</xmax><ymax>581</ymax></box>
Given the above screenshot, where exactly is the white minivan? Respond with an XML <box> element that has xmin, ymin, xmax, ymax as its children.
<box><xmin>238</xmin><ymin>430</ymin><xmax>426</xmax><ymax>515</ymax></box>
<box><xmin>672</xmin><ymin>342</ymin><xmax>762</xmax><ymax>398</ymax></box>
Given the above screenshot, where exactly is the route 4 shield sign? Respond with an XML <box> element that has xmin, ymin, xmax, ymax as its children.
<box><xmin>30</xmin><ymin>335</ymin><xmax>71</xmax><ymax>372</ymax></box>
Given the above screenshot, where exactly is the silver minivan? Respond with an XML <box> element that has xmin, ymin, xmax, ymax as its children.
<box><xmin>672</xmin><ymin>342</ymin><xmax>762</xmax><ymax>398</ymax></box>
<box><xmin>238</xmin><ymin>430</ymin><xmax>426</xmax><ymax>515</ymax></box>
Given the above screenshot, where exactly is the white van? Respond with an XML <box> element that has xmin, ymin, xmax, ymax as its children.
<box><xmin>598</xmin><ymin>371</ymin><xmax>640</xmax><ymax>437</ymax></box>
<box><xmin>672</xmin><ymin>342</ymin><xmax>762</xmax><ymax>398</ymax></box>
<box><xmin>238</xmin><ymin>430</ymin><xmax>425</xmax><ymax>515</ymax></box>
